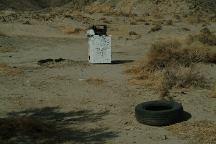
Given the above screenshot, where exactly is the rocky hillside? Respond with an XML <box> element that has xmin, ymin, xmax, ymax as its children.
<box><xmin>0</xmin><ymin>0</ymin><xmax>215</xmax><ymax>16</ymax></box>
<box><xmin>0</xmin><ymin>0</ymin><xmax>96</xmax><ymax>10</ymax></box>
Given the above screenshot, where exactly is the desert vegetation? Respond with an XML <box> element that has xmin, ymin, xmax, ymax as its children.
<box><xmin>0</xmin><ymin>64</ymin><xmax>23</xmax><ymax>76</ymax></box>
<box><xmin>168</xmin><ymin>121</ymin><xmax>216</xmax><ymax>144</ymax></box>
<box><xmin>0</xmin><ymin>0</ymin><xmax>216</xmax><ymax>143</ymax></box>
<box><xmin>127</xmin><ymin>28</ymin><xmax>216</xmax><ymax>97</ymax></box>
<box><xmin>85</xmin><ymin>77</ymin><xmax>105</xmax><ymax>85</ymax></box>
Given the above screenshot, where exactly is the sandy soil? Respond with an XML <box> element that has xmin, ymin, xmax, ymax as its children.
<box><xmin>0</xmin><ymin>9</ymin><xmax>216</xmax><ymax>144</ymax></box>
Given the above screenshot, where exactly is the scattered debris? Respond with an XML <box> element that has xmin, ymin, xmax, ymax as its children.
<box><xmin>37</xmin><ymin>58</ymin><xmax>66</xmax><ymax>65</ymax></box>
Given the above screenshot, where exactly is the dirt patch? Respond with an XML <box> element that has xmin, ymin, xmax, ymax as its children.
<box><xmin>167</xmin><ymin>121</ymin><xmax>216</xmax><ymax>144</ymax></box>
<box><xmin>0</xmin><ymin>64</ymin><xmax>23</xmax><ymax>76</ymax></box>
<box><xmin>0</xmin><ymin>46</ymin><xmax>16</xmax><ymax>53</ymax></box>
<box><xmin>209</xmin><ymin>85</ymin><xmax>216</xmax><ymax>98</ymax></box>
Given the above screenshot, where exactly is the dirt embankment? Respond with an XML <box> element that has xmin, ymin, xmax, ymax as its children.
<box><xmin>0</xmin><ymin>0</ymin><xmax>215</xmax><ymax>16</ymax></box>
<box><xmin>0</xmin><ymin>0</ymin><xmax>96</xmax><ymax>10</ymax></box>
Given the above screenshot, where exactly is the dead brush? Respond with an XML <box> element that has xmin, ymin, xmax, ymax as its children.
<box><xmin>187</xmin><ymin>27</ymin><xmax>216</xmax><ymax>46</ymax></box>
<box><xmin>85</xmin><ymin>77</ymin><xmax>105</xmax><ymax>85</ymax></box>
<box><xmin>0</xmin><ymin>116</ymin><xmax>55</xmax><ymax>139</ymax></box>
<box><xmin>168</xmin><ymin>121</ymin><xmax>216</xmax><ymax>144</ymax></box>
<box><xmin>62</xmin><ymin>26</ymin><xmax>83</xmax><ymax>34</ymax></box>
<box><xmin>126</xmin><ymin>39</ymin><xmax>213</xmax><ymax>97</ymax></box>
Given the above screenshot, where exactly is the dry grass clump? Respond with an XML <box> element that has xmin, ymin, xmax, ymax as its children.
<box><xmin>85</xmin><ymin>3</ymin><xmax>114</xmax><ymax>14</ymax></box>
<box><xmin>168</xmin><ymin>121</ymin><xmax>216</xmax><ymax>144</ymax></box>
<box><xmin>0</xmin><ymin>64</ymin><xmax>22</xmax><ymax>76</ymax></box>
<box><xmin>126</xmin><ymin>39</ymin><xmax>214</xmax><ymax>97</ymax></box>
<box><xmin>62</xmin><ymin>26</ymin><xmax>83</xmax><ymax>34</ymax></box>
<box><xmin>85</xmin><ymin>77</ymin><xmax>105</xmax><ymax>85</ymax></box>
<box><xmin>142</xmin><ymin>40</ymin><xmax>214</xmax><ymax>71</ymax></box>
<box><xmin>165</xmin><ymin>20</ymin><xmax>173</xmax><ymax>25</ymax></box>
<box><xmin>187</xmin><ymin>27</ymin><xmax>216</xmax><ymax>46</ymax></box>
<box><xmin>198</xmin><ymin>28</ymin><xmax>216</xmax><ymax>46</ymax></box>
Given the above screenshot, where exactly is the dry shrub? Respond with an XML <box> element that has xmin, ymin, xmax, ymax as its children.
<box><xmin>62</xmin><ymin>26</ymin><xmax>83</xmax><ymax>34</ymax></box>
<box><xmin>143</xmin><ymin>40</ymin><xmax>213</xmax><ymax>70</ymax></box>
<box><xmin>85</xmin><ymin>77</ymin><xmax>105</xmax><ymax>85</ymax></box>
<box><xmin>187</xmin><ymin>28</ymin><xmax>216</xmax><ymax>46</ymax></box>
<box><xmin>198</xmin><ymin>28</ymin><xmax>216</xmax><ymax>46</ymax></box>
<box><xmin>0</xmin><ymin>117</ymin><xmax>55</xmax><ymax>139</ymax></box>
<box><xmin>126</xmin><ymin>39</ymin><xmax>214</xmax><ymax>97</ymax></box>
<box><xmin>163</xmin><ymin>67</ymin><xmax>205</xmax><ymax>88</ymax></box>
<box><xmin>129</xmin><ymin>31</ymin><xmax>138</xmax><ymax>36</ymax></box>
<box><xmin>148</xmin><ymin>24</ymin><xmax>162</xmax><ymax>33</ymax></box>
<box><xmin>165</xmin><ymin>20</ymin><xmax>173</xmax><ymax>25</ymax></box>
<box><xmin>0</xmin><ymin>64</ymin><xmax>22</xmax><ymax>76</ymax></box>
<box><xmin>168</xmin><ymin>121</ymin><xmax>216</xmax><ymax>144</ymax></box>
<box><xmin>85</xmin><ymin>3</ymin><xmax>114</xmax><ymax>14</ymax></box>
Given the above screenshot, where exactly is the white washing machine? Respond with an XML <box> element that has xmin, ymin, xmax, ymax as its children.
<box><xmin>87</xmin><ymin>25</ymin><xmax>112</xmax><ymax>64</ymax></box>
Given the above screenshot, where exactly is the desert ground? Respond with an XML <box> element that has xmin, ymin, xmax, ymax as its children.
<box><xmin>0</xmin><ymin>1</ymin><xmax>216</xmax><ymax>144</ymax></box>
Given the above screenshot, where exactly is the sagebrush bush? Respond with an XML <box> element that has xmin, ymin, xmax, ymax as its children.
<box><xmin>126</xmin><ymin>38</ymin><xmax>214</xmax><ymax>97</ymax></box>
<box><xmin>188</xmin><ymin>28</ymin><xmax>216</xmax><ymax>46</ymax></box>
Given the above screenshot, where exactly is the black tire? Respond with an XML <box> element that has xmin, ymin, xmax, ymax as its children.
<box><xmin>135</xmin><ymin>100</ymin><xmax>183</xmax><ymax>126</ymax></box>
